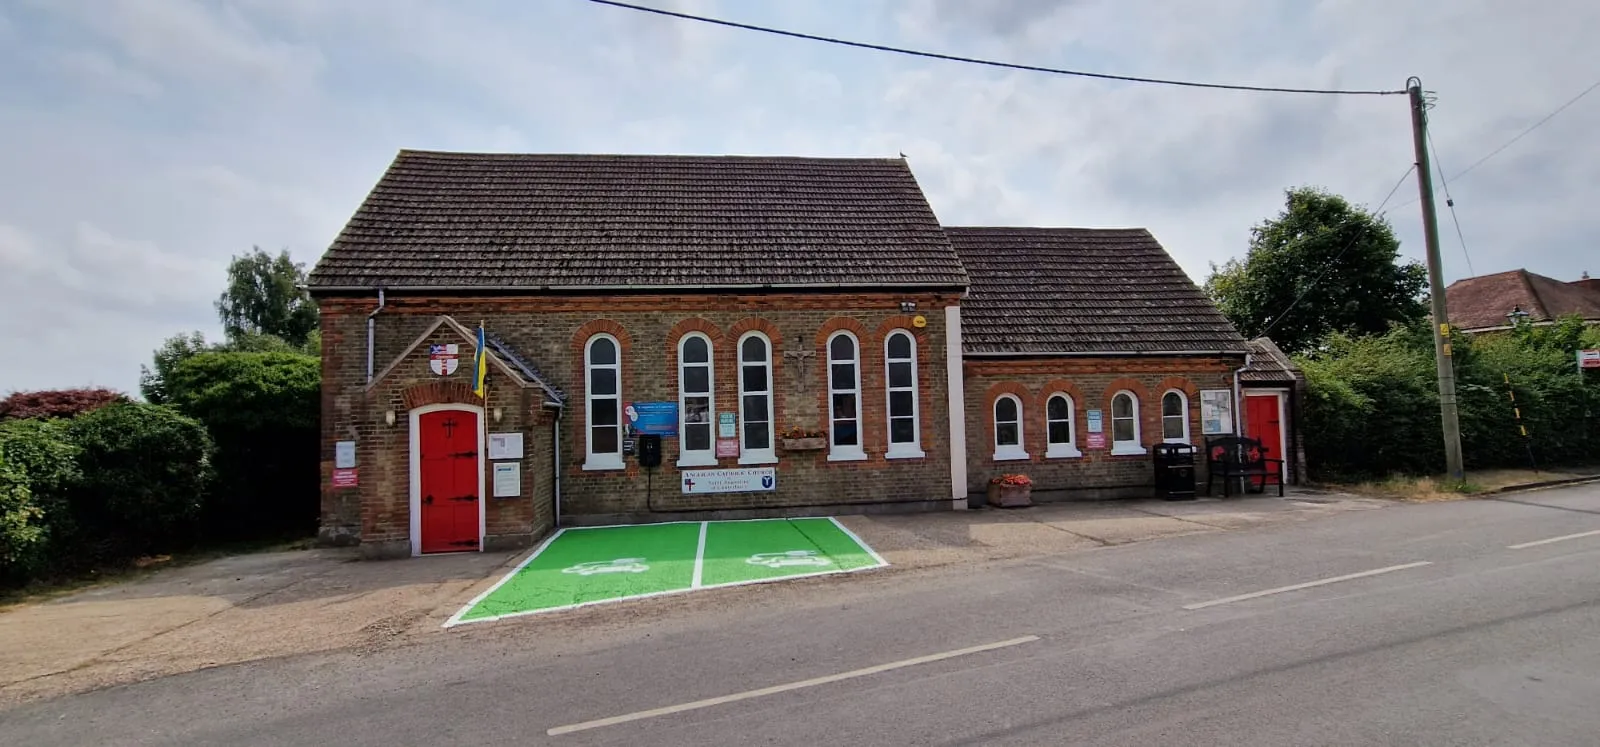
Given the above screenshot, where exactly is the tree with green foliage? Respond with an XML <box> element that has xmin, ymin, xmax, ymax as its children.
<box><xmin>1206</xmin><ymin>186</ymin><xmax>1429</xmax><ymax>354</ymax></box>
<box><xmin>67</xmin><ymin>403</ymin><xmax>213</xmax><ymax>557</ymax></box>
<box><xmin>215</xmin><ymin>247</ymin><xmax>319</xmax><ymax>348</ymax></box>
<box><xmin>0</xmin><ymin>419</ymin><xmax>78</xmax><ymax>581</ymax></box>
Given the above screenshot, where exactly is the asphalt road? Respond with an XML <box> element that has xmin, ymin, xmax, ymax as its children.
<box><xmin>6</xmin><ymin>483</ymin><xmax>1600</xmax><ymax>746</ymax></box>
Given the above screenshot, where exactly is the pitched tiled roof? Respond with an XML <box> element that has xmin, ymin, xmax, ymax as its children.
<box><xmin>307</xmin><ymin>150</ymin><xmax>967</xmax><ymax>291</ymax></box>
<box><xmin>946</xmin><ymin>227</ymin><xmax>1248</xmax><ymax>355</ymax></box>
<box><xmin>1242</xmin><ymin>337</ymin><xmax>1301</xmax><ymax>383</ymax></box>
<box><xmin>1445</xmin><ymin>269</ymin><xmax>1600</xmax><ymax>330</ymax></box>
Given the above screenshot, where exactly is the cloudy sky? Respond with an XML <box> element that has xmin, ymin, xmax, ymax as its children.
<box><xmin>2</xmin><ymin>0</ymin><xmax>1597</xmax><ymax>394</ymax></box>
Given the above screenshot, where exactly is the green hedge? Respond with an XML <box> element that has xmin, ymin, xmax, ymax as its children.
<box><xmin>1299</xmin><ymin>317</ymin><xmax>1600</xmax><ymax>480</ymax></box>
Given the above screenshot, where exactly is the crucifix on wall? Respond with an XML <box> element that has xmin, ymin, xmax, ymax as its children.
<box><xmin>782</xmin><ymin>335</ymin><xmax>815</xmax><ymax>393</ymax></box>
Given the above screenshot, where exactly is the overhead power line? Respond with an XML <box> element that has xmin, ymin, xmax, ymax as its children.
<box><xmin>1258</xmin><ymin>165</ymin><xmax>1417</xmax><ymax>339</ymax></box>
<box><xmin>1450</xmin><ymin>75</ymin><xmax>1600</xmax><ymax>182</ymax></box>
<box><xmin>1427</xmin><ymin>130</ymin><xmax>1476</xmax><ymax>277</ymax></box>
<box><xmin>585</xmin><ymin>0</ymin><xmax>1405</xmax><ymax>96</ymax></box>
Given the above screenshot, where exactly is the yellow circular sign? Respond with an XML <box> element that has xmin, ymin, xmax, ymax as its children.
<box><xmin>912</xmin><ymin>315</ymin><xmax>928</xmax><ymax>328</ymax></box>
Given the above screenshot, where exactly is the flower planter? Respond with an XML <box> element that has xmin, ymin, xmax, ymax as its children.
<box><xmin>987</xmin><ymin>483</ymin><xmax>1033</xmax><ymax>508</ymax></box>
<box><xmin>780</xmin><ymin>437</ymin><xmax>827</xmax><ymax>452</ymax></box>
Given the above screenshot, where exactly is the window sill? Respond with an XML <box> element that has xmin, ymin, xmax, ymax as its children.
<box><xmin>1109</xmin><ymin>445</ymin><xmax>1147</xmax><ymax>457</ymax></box>
<box><xmin>581</xmin><ymin>457</ymin><xmax>625</xmax><ymax>471</ymax></box>
<box><xmin>1045</xmin><ymin>446</ymin><xmax>1083</xmax><ymax>459</ymax></box>
<box><xmin>737</xmin><ymin>453</ymin><xmax>778</xmax><ymax>466</ymax></box>
<box><xmin>885</xmin><ymin>447</ymin><xmax>926</xmax><ymax>460</ymax></box>
<box><xmin>1161</xmin><ymin>438</ymin><xmax>1191</xmax><ymax>446</ymax></box>
<box><xmin>676</xmin><ymin>454</ymin><xmax>719</xmax><ymax>468</ymax></box>
<box><xmin>992</xmin><ymin>449</ymin><xmax>1029</xmax><ymax>462</ymax></box>
<box><xmin>827</xmin><ymin>449</ymin><xmax>868</xmax><ymax>462</ymax></box>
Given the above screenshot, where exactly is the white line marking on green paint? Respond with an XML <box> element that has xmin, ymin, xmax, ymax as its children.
<box><xmin>442</xmin><ymin>528</ymin><xmax>569</xmax><ymax>628</ymax></box>
<box><xmin>828</xmin><ymin>516</ymin><xmax>888</xmax><ymax>566</ymax></box>
<box><xmin>691</xmin><ymin>521</ymin><xmax>708</xmax><ymax>588</ymax></box>
<box><xmin>546</xmin><ymin>635</ymin><xmax>1040</xmax><ymax>736</ymax></box>
<box><xmin>1507</xmin><ymin>528</ymin><xmax>1600</xmax><ymax>549</ymax></box>
<box><xmin>1182</xmin><ymin>561</ymin><xmax>1433</xmax><ymax>611</ymax></box>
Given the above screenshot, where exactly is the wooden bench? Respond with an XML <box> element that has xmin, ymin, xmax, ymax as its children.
<box><xmin>1205</xmin><ymin>436</ymin><xmax>1285</xmax><ymax>497</ymax></box>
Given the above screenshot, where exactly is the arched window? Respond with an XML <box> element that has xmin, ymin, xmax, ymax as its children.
<box><xmin>993</xmin><ymin>394</ymin><xmax>1027</xmax><ymax>461</ymax></box>
<box><xmin>1110</xmin><ymin>391</ymin><xmax>1144</xmax><ymax>455</ymax></box>
<box><xmin>1045</xmin><ymin>393</ymin><xmax>1081</xmax><ymax>458</ymax></box>
<box><xmin>827</xmin><ymin>331</ymin><xmax>866</xmax><ymax>461</ymax></box>
<box><xmin>677</xmin><ymin>333</ymin><xmax>715</xmax><ymax>466</ymax></box>
<box><xmin>583</xmin><ymin>334</ymin><xmax>623</xmax><ymax>470</ymax></box>
<box><xmin>884</xmin><ymin>330</ymin><xmax>923</xmax><ymax>458</ymax></box>
<box><xmin>1161</xmin><ymin>390</ymin><xmax>1190</xmax><ymax>443</ymax></box>
<box><xmin>737</xmin><ymin>332</ymin><xmax>775</xmax><ymax>464</ymax></box>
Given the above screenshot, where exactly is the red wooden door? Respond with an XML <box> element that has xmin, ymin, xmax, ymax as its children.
<box><xmin>418</xmin><ymin>410</ymin><xmax>480</xmax><ymax>553</ymax></box>
<box><xmin>1244</xmin><ymin>394</ymin><xmax>1284</xmax><ymax>487</ymax></box>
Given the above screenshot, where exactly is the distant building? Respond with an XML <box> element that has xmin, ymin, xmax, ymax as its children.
<box><xmin>1444</xmin><ymin>269</ymin><xmax>1600</xmax><ymax>333</ymax></box>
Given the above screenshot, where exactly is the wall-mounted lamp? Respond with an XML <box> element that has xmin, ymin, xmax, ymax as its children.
<box><xmin>493</xmin><ymin>407</ymin><xmax>503</xmax><ymax>423</ymax></box>
<box><xmin>899</xmin><ymin>301</ymin><xmax>917</xmax><ymax>313</ymax></box>
<box><xmin>384</xmin><ymin>410</ymin><xmax>396</xmax><ymax>426</ymax></box>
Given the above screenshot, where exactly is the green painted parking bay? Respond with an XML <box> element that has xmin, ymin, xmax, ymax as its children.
<box><xmin>448</xmin><ymin>518</ymin><xmax>887</xmax><ymax>626</ymax></box>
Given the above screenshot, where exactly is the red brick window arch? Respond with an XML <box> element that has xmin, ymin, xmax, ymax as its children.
<box><xmin>1045</xmin><ymin>393</ymin><xmax>1082</xmax><ymax>458</ymax></box>
<box><xmin>736</xmin><ymin>331</ymin><xmax>777</xmax><ymax>464</ymax></box>
<box><xmin>883</xmin><ymin>330</ymin><xmax>924</xmax><ymax>459</ymax></box>
<box><xmin>826</xmin><ymin>330</ymin><xmax>867</xmax><ymax>461</ymax></box>
<box><xmin>1110</xmin><ymin>390</ymin><xmax>1146</xmax><ymax>455</ymax></box>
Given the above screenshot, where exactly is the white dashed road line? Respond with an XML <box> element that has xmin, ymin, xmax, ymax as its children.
<box><xmin>1182</xmin><ymin>562</ymin><xmax>1434</xmax><ymax>611</ymax></box>
<box><xmin>546</xmin><ymin>635</ymin><xmax>1041</xmax><ymax>736</ymax></box>
<box><xmin>1507</xmin><ymin>529</ymin><xmax>1600</xmax><ymax>550</ymax></box>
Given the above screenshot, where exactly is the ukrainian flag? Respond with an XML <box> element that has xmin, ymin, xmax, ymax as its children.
<box><xmin>472</xmin><ymin>323</ymin><xmax>488</xmax><ymax>398</ymax></box>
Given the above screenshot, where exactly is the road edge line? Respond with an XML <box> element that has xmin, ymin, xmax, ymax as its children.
<box><xmin>1507</xmin><ymin>528</ymin><xmax>1600</xmax><ymax>549</ymax></box>
<box><xmin>546</xmin><ymin>635</ymin><xmax>1041</xmax><ymax>736</ymax></box>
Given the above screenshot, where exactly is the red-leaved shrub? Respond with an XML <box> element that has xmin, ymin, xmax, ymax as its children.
<box><xmin>0</xmin><ymin>389</ymin><xmax>130</xmax><ymax>421</ymax></box>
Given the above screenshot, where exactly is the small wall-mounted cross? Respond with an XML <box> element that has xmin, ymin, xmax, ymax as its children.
<box><xmin>782</xmin><ymin>335</ymin><xmax>816</xmax><ymax>393</ymax></box>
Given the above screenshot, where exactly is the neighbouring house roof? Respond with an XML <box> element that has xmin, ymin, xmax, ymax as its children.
<box><xmin>307</xmin><ymin>150</ymin><xmax>967</xmax><ymax>292</ymax></box>
<box><xmin>1445</xmin><ymin>269</ymin><xmax>1600</xmax><ymax>331</ymax></box>
<box><xmin>1241</xmin><ymin>337</ymin><xmax>1301</xmax><ymax>383</ymax></box>
<box><xmin>946</xmin><ymin>227</ymin><xmax>1249</xmax><ymax>355</ymax></box>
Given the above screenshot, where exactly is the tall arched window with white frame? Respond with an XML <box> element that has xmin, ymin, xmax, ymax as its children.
<box><xmin>1161</xmin><ymin>390</ymin><xmax>1190</xmax><ymax>444</ymax></box>
<box><xmin>993</xmin><ymin>394</ymin><xmax>1027</xmax><ymax>461</ymax></box>
<box><xmin>884</xmin><ymin>330</ymin><xmax>923</xmax><ymax>458</ymax></box>
<box><xmin>583</xmin><ymin>334</ymin><xmax>624</xmax><ymax>470</ymax></box>
<box><xmin>677</xmin><ymin>333</ymin><xmax>715</xmax><ymax>466</ymax></box>
<box><xmin>737</xmin><ymin>332</ymin><xmax>776</xmax><ymax>464</ymax></box>
<box><xmin>827</xmin><ymin>331</ymin><xmax>866</xmax><ymax>461</ymax></box>
<box><xmin>1111</xmin><ymin>390</ymin><xmax>1144</xmax><ymax>455</ymax></box>
<box><xmin>1045</xmin><ymin>393</ymin><xmax>1081</xmax><ymax>458</ymax></box>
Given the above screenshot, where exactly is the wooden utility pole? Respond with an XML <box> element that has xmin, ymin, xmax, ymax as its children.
<box><xmin>1408</xmin><ymin>77</ymin><xmax>1465</xmax><ymax>481</ymax></box>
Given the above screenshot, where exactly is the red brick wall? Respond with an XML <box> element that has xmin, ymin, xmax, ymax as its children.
<box><xmin>317</xmin><ymin>292</ymin><xmax>959</xmax><ymax>547</ymax></box>
<box><xmin>963</xmin><ymin>356</ymin><xmax>1246</xmax><ymax>500</ymax></box>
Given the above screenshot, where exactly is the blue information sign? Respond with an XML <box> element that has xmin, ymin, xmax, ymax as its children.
<box><xmin>626</xmin><ymin>401</ymin><xmax>679</xmax><ymax>436</ymax></box>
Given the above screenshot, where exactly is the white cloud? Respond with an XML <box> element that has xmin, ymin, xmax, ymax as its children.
<box><xmin>1</xmin><ymin>0</ymin><xmax>1598</xmax><ymax>394</ymax></box>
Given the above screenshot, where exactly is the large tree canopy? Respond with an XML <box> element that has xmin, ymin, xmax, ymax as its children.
<box><xmin>1205</xmin><ymin>186</ymin><xmax>1428</xmax><ymax>354</ymax></box>
<box><xmin>215</xmin><ymin>248</ymin><xmax>319</xmax><ymax>348</ymax></box>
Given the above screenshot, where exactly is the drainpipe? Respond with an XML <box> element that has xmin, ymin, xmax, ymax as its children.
<box><xmin>1232</xmin><ymin>353</ymin><xmax>1250</xmax><ymax>436</ymax></box>
<box><xmin>549</xmin><ymin>402</ymin><xmax>564</xmax><ymax>528</ymax></box>
<box><xmin>365</xmin><ymin>288</ymin><xmax>385</xmax><ymax>384</ymax></box>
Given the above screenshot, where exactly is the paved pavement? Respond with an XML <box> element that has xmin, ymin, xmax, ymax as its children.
<box><xmin>5</xmin><ymin>482</ymin><xmax>1599</xmax><ymax>745</ymax></box>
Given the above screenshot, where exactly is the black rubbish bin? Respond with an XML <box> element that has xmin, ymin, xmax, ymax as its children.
<box><xmin>1153</xmin><ymin>443</ymin><xmax>1197</xmax><ymax>500</ymax></box>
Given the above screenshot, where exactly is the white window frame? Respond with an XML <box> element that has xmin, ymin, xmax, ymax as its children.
<box><xmin>992</xmin><ymin>393</ymin><xmax>1027</xmax><ymax>461</ymax></box>
<box><xmin>1160</xmin><ymin>389</ymin><xmax>1191</xmax><ymax>444</ymax></box>
<box><xmin>736</xmin><ymin>331</ymin><xmax>776</xmax><ymax>465</ymax></box>
<box><xmin>1044</xmin><ymin>393</ymin><xmax>1082</xmax><ymax>459</ymax></box>
<box><xmin>1110</xmin><ymin>390</ymin><xmax>1145</xmax><ymax>456</ymax></box>
<box><xmin>826</xmin><ymin>331</ymin><xmax>868</xmax><ymax>462</ymax></box>
<box><xmin>582</xmin><ymin>333</ymin><xmax>625</xmax><ymax>470</ymax></box>
<box><xmin>676</xmin><ymin>332</ymin><xmax>717</xmax><ymax>467</ymax></box>
<box><xmin>883</xmin><ymin>330</ymin><xmax>924</xmax><ymax>459</ymax></box>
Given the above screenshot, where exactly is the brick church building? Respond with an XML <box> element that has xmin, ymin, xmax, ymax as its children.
<box><xmin>307</xmin><ymin>151</ymin><xmax>1257</xmax><ymax>558</ymax></box>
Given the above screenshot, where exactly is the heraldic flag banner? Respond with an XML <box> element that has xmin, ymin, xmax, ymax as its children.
<box><xmin>472</xmin><ymin>323</ymin><xmax>488</xmax><ymax>398</ymax></box>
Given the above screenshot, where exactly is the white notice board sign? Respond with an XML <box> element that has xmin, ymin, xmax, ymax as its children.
<box><xmin>1200</xmin><ymin>389</ymin><xmax>1234</xmax><ymax>435</ymax></box>
<box><xmin>681</xmin><ymin>467</ymin><xmax>776</xmax><ymax>495</ymax></box>
<box><xmin>492</xmin><ymin>462</ymin><xmax>521</xmax><ymax>497</ymax></box>
<box><xmin>488</xmin><ymin>432</ymin><xmax>524</xmax><ymax>460</ymax></box>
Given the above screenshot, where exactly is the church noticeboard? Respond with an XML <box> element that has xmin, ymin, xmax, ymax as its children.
<box><xmin>488</xmin><ymin>432</ymin><xmax>524</xmax><ymax>460</ymax></box>
<box><xmin>492</xmin><ymin>462</ymin><xmax>521</xmax><ymax>497</ymax></box>
<box><xmin>1200</xmin><ymin>390</ymin><xmax>1234</xmax><ymax>435</ymax></box>
<box><xmin>626</xmin><ymin>402</ymin><xmax>678</xmax><ymax>437</ymax></box>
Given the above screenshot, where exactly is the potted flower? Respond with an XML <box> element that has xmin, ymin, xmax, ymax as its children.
<box><xmin>780</xmin><ymin>426</ymin><xmax>828</xmax><ymax>452</ymax></box>
<box><xmin>987</xmin><ymin>473</ymin><xmax>1034</xmax><ymax>508</ymax></box>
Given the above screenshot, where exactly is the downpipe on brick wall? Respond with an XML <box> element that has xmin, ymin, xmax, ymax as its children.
<box><xmin>365</xmin><ymin>287</ymin><xmax>386</xmax><ymax>384</ymax></box>
<box><xmin>1232</xmin><ymin>352</ymin><xmax>1250</xmax><ymax>437</ymax></box>
<box><xmin>551</xmin><ymin>402</ymin><xmax>563</xmax><ymax>527</ymax></box>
